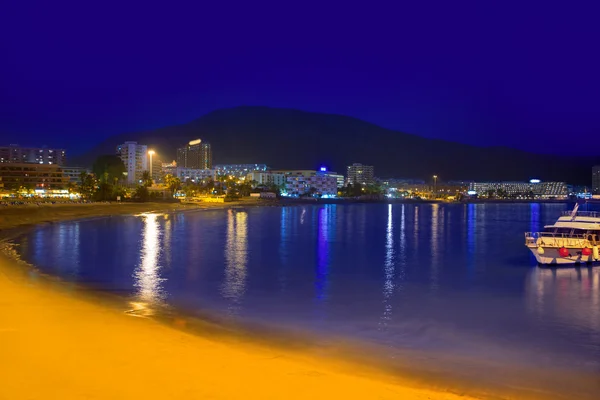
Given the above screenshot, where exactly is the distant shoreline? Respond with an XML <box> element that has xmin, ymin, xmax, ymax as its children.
<box><xmin>0</xmin><ymin>199</ymin><xmax>272</xmax><ymax>236</ymax></box>
<box><xmin>280</xmin><ymin>197</ymin><xmax>575</xmax><ymax>205</ymax></box>
<box><xmin>0</xmin><ymin>198</ymin><xmax>489</xmax><ymax>400</ymax></box>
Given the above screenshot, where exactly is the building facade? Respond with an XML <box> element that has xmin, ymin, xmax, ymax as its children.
<box><xmin>468</xmin><ymin>180</ymin><xmax>568</xmax><ymax>199</ymax></box>
<box><xmin>116</xmin><ymin>141</ymin><xmax>148</xmax><ymax>185</ymax></box>
<box><xmin>215</xmin><ymin>164</ymin><xmax>268</xmax><ymax>177</ymax></box>
<box><xmin>318</xmin><ymin>168</ymin><xmax>345</xmax><ymax>188</ymax></box>
<box><xmin>0</xmin><ymin>144</ymin><xmax>66</xmax><ymax>165</ymax></box>
<box><xmin>61</xmin><ymin>166</ymin><xmax>89</xmax><ymax>183</ymax></box>
<box><xmin>593</xmin><ymin>165</ymin><xmax>600</xmax><ymax>195</ymax></box>
<box><xmin>246</xmin><ymin>171</ymin><xmax>286</xmax><ymax>187</ymax></box>
<box><xmin>346</xmin><ymin>163</ymin><xmax>374</xmax><ymax>185</ymax></box>
<box><xmin>163</xmin><ymin>166</ymin><xmax>215</xmax><ymax>183</ymax></box>
<box><xmin>177</xmin><ymin>139</ymin><xmax>212</xmax><ymax>169</ymax></box>
<box><xmin>285</xmin><ymin>174</ymin><xmax>337</xmax><ymax>197</ymax></box>
<box><xmin>150</xmin><ymin>157</ymin><xmax>163</xmax><ymax>183</ymax></box>
<box><xmin>0</xmin><ymin>163</ymin><xmax>70</xmax><ymax>190</ymax></box>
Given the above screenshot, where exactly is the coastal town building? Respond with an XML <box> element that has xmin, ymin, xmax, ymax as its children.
<box><xmin>61</xmin><ymin>166</ymin><xmax>89</xmax><ymax>183</ymax></box>
<box><xmin>0</xmin><ymin>144</ymin><xmax>67</xmax><ymax>166</ymax></box>
<box><xmin>346</xmin><ymin>163</ymin><xmax>374</xmax><ymax>185</ymax></box>
<box><xmin>215</xmin><ymin>164</ymin><xmax>267</xmax><ymax>177</ymax></box>
<box><xmin>246</xmin><ymin>171</ymin><xmax>286</xmax><ymax>187</ymax></box>
<box><xmin>285</xmin><ymin>174</ymin><xmax>337</xmax><ymax>197</ymax></box>
<box><xmin>593</xmin><ymin>165</ymin><xmax>600</xmax><ymax>196</ymax></box>
<box><xmin>468</xmin><ymin>180</ymin><xmax>568</xmax><ymax>199</ymax></box>
<box><xmin>0</xmin><ymin>163</ymin><xmax>70</xmax><ymax>190</ymax></box>
<box><xmin>150</xmin><ymin>156</ymin><xmax>163</xmax><ymax>183</ymax></box>
<box><xmin>281</xmin><ymin>170</ymin><xmax>338</xmax><ymax>197</ymax></box>
<box><xmin>116</xmin><ymin>141</ymin><xmax>148</xmax><ymax>185</ymax></box>
<box><xmin>177</xmin><ymin>139</ymin><xmax>212</xmax><ymax>169</ymax></box>
<box><xmin>318</xmin><ymin>167</ymin><xmax>345</xmax><ymax>188</ymax></box>
<box><xmin>162</xmin><ymin>163</ymin><xmax>215</xmax><ymax>183</ymax></box>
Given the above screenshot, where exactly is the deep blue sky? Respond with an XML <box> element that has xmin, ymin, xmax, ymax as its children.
<box><xmin>1</xmin><ymin>0</ymin><xmax>599</xmax><ymax>156</ymax></box>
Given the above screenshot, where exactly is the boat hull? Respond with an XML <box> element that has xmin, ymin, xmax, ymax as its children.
<box><xmin>527</xmin><ymin>245</ymin><xmax>600</xmax><ymax>266</ymax></box>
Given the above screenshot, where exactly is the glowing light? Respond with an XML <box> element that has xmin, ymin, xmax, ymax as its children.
<box><xmin>530</xmin><ymin>179</ymin><xmax>541</xmax><ymax>184</ymax></box>
<box><xmin>133</xmin><ymin>213</ymin><xmax>165</xmax><ymax>310</ymax></box>
<box><xmin>189</xmin><ymin>139</ymin><xmax>201</xmax><ymax>145</ymax></box>
<box><xmin>148</xmin><ymin>150</ymin><xmax>155</xmax><ymax>156</ymax></box>
<box><xmin>380</xmin><ymin>204</ymin><xmax>395</xmax><ymax>328</ymax></box>
<box><xmin>467</xmin><ymin>190</ymin><xmax>477</xmax><ymax>195</ymax></box>
<box><xmin>320</xmin><ymin>167</ymin><xmax>327</xmax><ymax>172</ymax></box>
<box><xmin>222</xmin><ymin>210</ymin><xmax>248</xmax><ymax>315</ymax></box>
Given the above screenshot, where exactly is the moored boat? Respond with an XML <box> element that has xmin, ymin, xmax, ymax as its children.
<box><xmin>525</xmin><ymin>204</ymin><xmax>600</xmax><ymax>266</ymax></box>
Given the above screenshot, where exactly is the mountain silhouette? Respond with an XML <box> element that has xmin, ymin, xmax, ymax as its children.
<box><xmin>74</xmin><ymin>106</ymin><xmax>598</xmax><ymax>184</ymax></box>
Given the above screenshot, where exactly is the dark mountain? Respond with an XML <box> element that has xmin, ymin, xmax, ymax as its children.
<box><xmin>74</xmin><ymin>106</ymin><xmax>598</xmax><ymax>184</ymax></box>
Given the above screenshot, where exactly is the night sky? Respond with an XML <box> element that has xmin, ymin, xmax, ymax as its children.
<box><xmin>1</xmin><ymin>1</ymin><xmax>599</xmax><ymax>156</ymax></box>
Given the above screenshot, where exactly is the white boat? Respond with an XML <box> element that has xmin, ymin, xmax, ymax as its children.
<box><xmin>525</xmin><ymin>204</ymin><xmax>600</xmax><ymax>266</ymax></box>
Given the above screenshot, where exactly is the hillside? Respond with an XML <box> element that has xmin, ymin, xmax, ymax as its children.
<box><xmin>73</xmin><ymin>106</ymin><xmax>598</xmax><ymax>184</ymax></box>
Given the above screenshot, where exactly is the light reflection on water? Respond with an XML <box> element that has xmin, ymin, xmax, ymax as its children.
<box><xmin>315</xmin><ymin>206</ymin><xmax>332</xmax><ymax>301</ymax></box>
<box><xmin>133</xmin><ymin>213</ymin><xmax>166</xmax><ymax>307</ymax></box>
<box><xmin>15</xmin><ymin>203</ymin><xmax>600</xmax><ymax>378</ymax></box>
<box><xmin>221</xmin><ymin>210</ymin><xmax>248</xmax><ymax>315</ymax></box>
<box><xmin>526</xmin><ymin>267</ymin><xmax>600</xmax><ymax>349</ymax></box>
<box><xmin>380</xmin><ymin>204</ymin><xmax>395</xmax><ymax>328</ymax></box>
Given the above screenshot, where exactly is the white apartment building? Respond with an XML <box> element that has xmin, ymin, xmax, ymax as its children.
<box><xmin>285</xmin><ymin>174</ymin><xmax>337</xmax><ymax>197</ymax></box>
<box><xmin>116</xmin><ymin>141</ymin><xmax>148</xmax><ymax>185</ymax></box>
<box><xmin>593</xmin><ymin>165</ymin><xmax>600</xmax><ymax>195</ymax></box>
<box><xmin>214</xmin><ymin>164</ymin><xmax>268</xmax><ymax>177</ymax></box>
<box><xmin>346</xmin><ymin>163</ymin><xmax>374</xmax><ymax>185</ymax></box>
<box><xmin>246</xmin><ymin>171</ymin><xmax>286</xmax><ymax>187</ymax></box>
<box><xmin>468</xmin><ymin>180</ymin><xmax>568</xmax><ymax>198</ymax></box>
<box><xmin>162</xmin><ymin>166</ymin><xmax>216</xmax><ymax>183</ymax></box>
<box><xmin>61</xmin><ymin>166</ymin><xmax>88</xmax><ymax>183</ymax></box>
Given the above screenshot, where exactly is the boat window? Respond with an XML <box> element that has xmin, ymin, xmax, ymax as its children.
<box><xmin>555</xmin><ymin>228</ymin><xmax>572</xmax><ymax>234</ymax></box>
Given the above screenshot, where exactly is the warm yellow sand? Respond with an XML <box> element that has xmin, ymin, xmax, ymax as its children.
<box><xmin>0</xmin><ymin>256</ymin><xmax>477</xmax><ymax>400</ymax></box>
<box><xmin>0</xmin><ymin>200</ymin><xmax>269</xmax><ymax>231</ymax></box>
<box><xmin>0</xmin><ymin>202</ymin><xmax>478</xmax><ymax>399</ymax></box>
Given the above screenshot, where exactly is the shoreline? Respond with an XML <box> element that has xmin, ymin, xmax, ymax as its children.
<box><xmin>0</xmin><ymin>200</ymin><xmax>484</xmax><ymax>400</ymax></box>
<box><xmin>1</xmin><ymin>201</ymin><xmax>593</xmax><ymax>399</ymax></box>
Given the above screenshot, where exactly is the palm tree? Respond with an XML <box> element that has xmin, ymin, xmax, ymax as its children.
<box><xmin>141</xmin><ymin>170</ymin><xmax>153</xmax><ymax>187</ymax></box>
<box><xmin>164</xmin><ymin>174</ymin><xmax>182</xmax><ymax>196</ymax></box>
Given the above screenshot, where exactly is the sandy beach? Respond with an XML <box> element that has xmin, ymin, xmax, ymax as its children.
<box><xmin>0</xmin><ymin>199</ymin><xmax>273</xmax><ymax>232</ymax></box>
<box><xmin>0</xmin><ymin>201</ymin><xmax>487</xmax><ymax>399</ymax></box>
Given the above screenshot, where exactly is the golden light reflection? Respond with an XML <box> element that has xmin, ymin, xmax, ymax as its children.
<box><xmin>380</xmin><ymin>204</ymin><xmax>395</xmax><ymax>329</ymax></box>
<box><xmin>430</xmin><ymin>204</ymin><xmax>440</xmax><ymax>293</ymax></box>
<box><xmin>164</xmin><ymin>216</ymin><xmax>172</xmax><ymax>268</ymax></box>
<box><xmin>133</xmin><ymin>213</ymin><xmax>165</xmax><ymax>312</ymax></box>
<box><xmin>222</xmin><ymin>210</ymin><xmax>248</xmax><ymax>314</ymax></box>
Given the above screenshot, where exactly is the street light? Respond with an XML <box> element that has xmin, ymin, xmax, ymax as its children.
<box><xmin>148</xmin><ymin>150</ymin><xmax>155</xmax><ymax>183</ymax></box>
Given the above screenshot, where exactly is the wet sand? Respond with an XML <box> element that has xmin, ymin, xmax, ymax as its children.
<box><xmin>0</xmin><ymin>202</ymin><xmax>481</xmax><ymax>399</ymax></box>
<box><xmin>0</xmin><ymin>258</ymin><xmax>480</xmax><ymax>399</ymax></box>
<box><xmin>0</xmin><ymin>200</ymin><xmax>272</xmax><ymax>232</ymax></box>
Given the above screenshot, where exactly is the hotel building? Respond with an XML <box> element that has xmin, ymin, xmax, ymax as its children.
<box><xmin>61</xmin><ymin>166</ymin><xmax>89</xmax><ymax>183</ymax></box>
<box><xmin>246</xmin><ymin>171</ymin><xmax>286</xmax><ymax>187</ymax></box>
<box><xmin>0</xmin><ymin>163</ymin><xmax>70</xmax><ymax>190</ymax></box>
<box><xmin>468</xmin><ymin>180</ymin><xmax>568</xmax><ymax>199</ymax></box>
<box><xmin>215</xmin><ymin>163</ymin><xmax>267</xmax><ymax>177</ymax></box>
<box><xmin>346</xmin><ymin>163</ymin><xmax>374</xmax><ymax>185</ymax></box>
<box><xmin>116</xmin><ymin>141</ymin><xmax>148</xmax><ymax>185</ymax></box>
<box><xmin>0</xmin><ymin>144</ymin><xmax>66</xmax><ymax>166</ymax></box>
<box><xmin>593</xmin><ymin>165</ymin><xmax>600</xmax><ymax>196</ymax></box>
<box><xmin>162</xmin><ymin>162</ymin><xmax>215</xmax><ymax>183</ymax></box>
<box><xmin>177</xmin><ymin>139</ymin><xmax>212</xmax><ymax>169</ymax></box>
<box><xmin>280</xmin><ymin>170</ymin><xmax>338</xmax><ymax>197</ymax></box>
<box><xmin>285</xmin><ymin>174</ymin><xmax>337</xmax><ymax>197</ymax></box>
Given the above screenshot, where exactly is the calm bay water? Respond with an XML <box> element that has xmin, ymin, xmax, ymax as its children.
<box><xmin>16</xmin><ymin>203</ymin><xmax>600</xmax><ymax>381</ymax></box>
